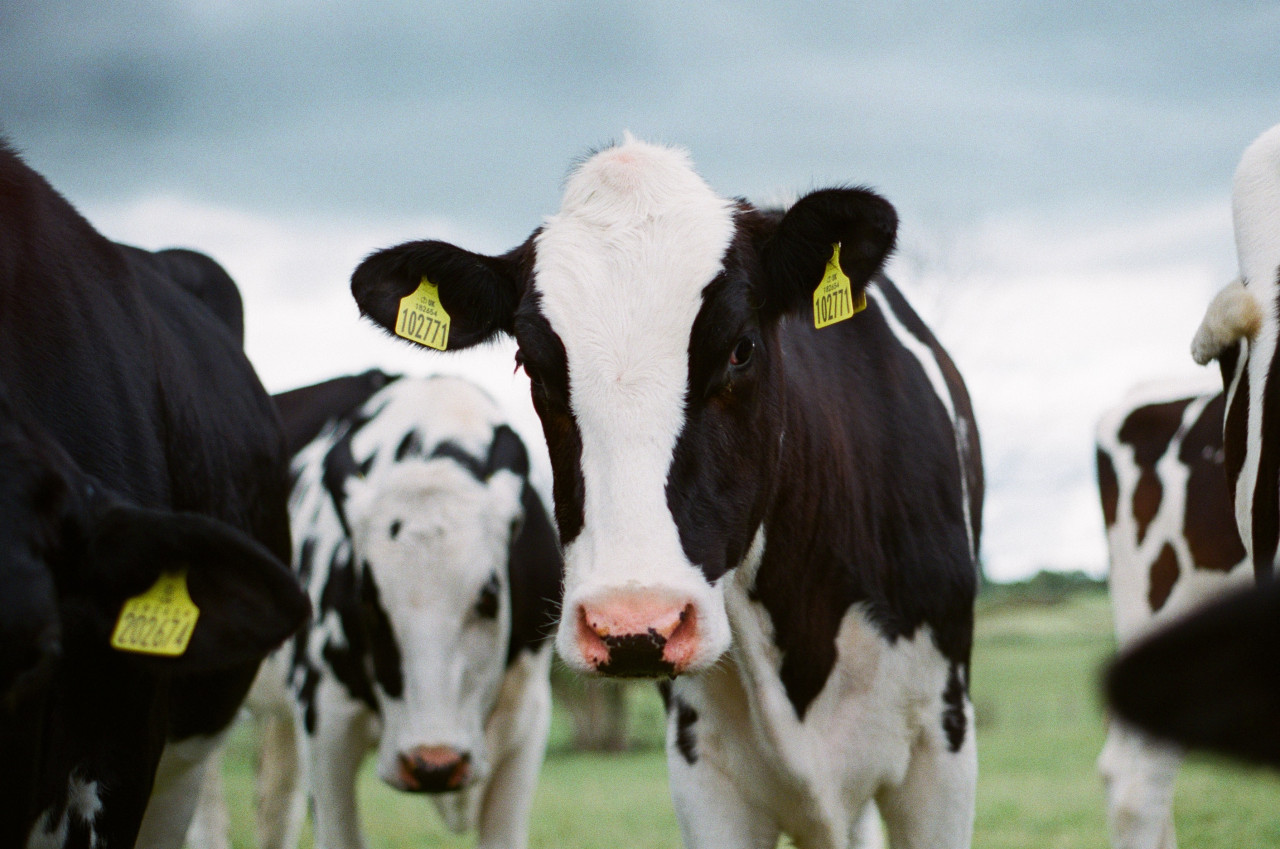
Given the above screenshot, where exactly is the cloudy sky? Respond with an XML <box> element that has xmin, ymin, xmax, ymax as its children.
<box><xmin>3</xmin><ymin>1</ymin><xmax>1277</xmax><ymax>580</ymax></box>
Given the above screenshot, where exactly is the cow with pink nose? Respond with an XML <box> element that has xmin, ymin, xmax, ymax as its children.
<box><xmin>352</xmin><ymin>137</ymin><xmax>983</xmax><ymax>849</ymax></box>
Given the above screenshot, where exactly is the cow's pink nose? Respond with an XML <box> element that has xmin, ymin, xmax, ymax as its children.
<box><xmin>575</xmin><ymin>597</ymin><xmax>699</xmax><ymax>677</ymax></box>
<box><xmin>395</xmin><ymin>745</ymin><xmax>472</xmax><ymax>793</ymax></box>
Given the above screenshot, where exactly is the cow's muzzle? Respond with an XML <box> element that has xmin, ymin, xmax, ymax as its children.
<box><xmin>575</xmin><ymin>596</ymin><xmax>699</xmax><ymax>678</ymax></box>
<box><xmin>394</xmin><ymin>745</ymin><xmax>473</xmax><ymax>793</ymax></box>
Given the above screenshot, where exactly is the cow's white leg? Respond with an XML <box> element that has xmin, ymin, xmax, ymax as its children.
<box><xmin>132</xmin><ymin>732</ymin><xmax>224</xmax><ymax>849</ymax></box>
<box><xmin>255</xmin><ymin>708</ymin><xmax>307</xmax><ymax>849</ymax></box>
<box><xmin>876</xmin><ymin>713</ymin><xmax>976</xmax><ymax>849</ymax></box>
<box><xmin>306</xmin><ymin>679</ymin><xmax>375</xmax><ymax>849</ymax></box>
<box><xmin>1098</xmin><ymin>719</ymin><xmax>1180</xmax><ymax>849</ymax></box>
<box><xmin>666</xmin><ymin>746</ymin><xmax>780</xmax><ymax>849</ymax></box>
<box><xmin>474</xmin><ymin>653</ymin><xmax>553</xmax><ymax>849</ymax></box>
<box><xmin>847</xmin><ymin>801</ymin><xmax>884</xmax><ymax>849</ymax></box>
<box><xmin>184</xmin><ymin>744</ymin><xmax>231</xmax><ymax>849</ymax></box>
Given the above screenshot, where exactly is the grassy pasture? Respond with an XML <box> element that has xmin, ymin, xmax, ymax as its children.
<box><xmin>212</xmin><ymin>589</ymin><xmax>1280</xmax><ymax>848</ymax></box>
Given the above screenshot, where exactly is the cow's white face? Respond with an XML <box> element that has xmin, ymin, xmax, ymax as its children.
<box><xmin>527</xmin><ymin>142</ymin><xmax>738</xmax><ymax>675</ymax></box>
<box><xmin>352</xmin><ymin>136</ymin><xmax>898</xmax><ymax>680</ymax></box>
<box><xmin>347</xmin><ymin>458</ymin><xmax>523</xmax><ymax>792</ymax></box>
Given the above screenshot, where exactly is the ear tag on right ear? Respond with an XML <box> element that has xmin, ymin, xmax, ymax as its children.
<box><xmin>111</xmin><ymin>570</ymin><xmax>201</xmax><ymax>657</ymax></box>
<box><xmin>395</xmin><ymin>277</ymin><xmax>452</xmax><ymax>350</ymax></box>
<box><xmin>813</xmin><ymin>243</ymin><xmax>866</xmax><ymax>329</ymax></box>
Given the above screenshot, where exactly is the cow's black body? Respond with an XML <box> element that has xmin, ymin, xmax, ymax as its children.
<box><xmin>0</xmin><ymin>140</ymin><xmax>307</xmax><ymax>848</ymax></box>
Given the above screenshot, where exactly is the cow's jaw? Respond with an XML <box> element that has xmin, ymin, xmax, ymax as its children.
<box><xmin>533</xmin><ymin>138</ymin><xmax>737</xmax><ymax>677</ymax></box>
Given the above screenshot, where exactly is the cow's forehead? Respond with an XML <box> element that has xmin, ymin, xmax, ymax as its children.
<box><xmin>525</xmin><ymin>138</ymin><xmax>738</xmax><ymax>573</ymax></box>
<box><xmin>531</xmin><ymin>138</ymin><xmax>736</xmax><ymax>404</ymax></box>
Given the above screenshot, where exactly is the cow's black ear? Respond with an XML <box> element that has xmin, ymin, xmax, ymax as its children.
<box><xmin>351</xmin><ymin>235</ymin><xmax>533</xmax><ymax>351</ymax></box>
<box><xmin>758</xmin><ymin>188</ymin><xmax>897</xmax><ymax>319</ymax></box>
<box><xmin>1106</xmin><ymin>580</ymin><xmax>1280</xmax><ymax>768</ymax></box>
<box><xmin>85</xmin><ymin>505</ymin><xmax>310</xmax><ymax>672</ymax></box>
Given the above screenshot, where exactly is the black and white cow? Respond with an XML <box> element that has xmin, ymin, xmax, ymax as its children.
<box><xmin>1110</xmin><ymin>122</ymin><xmax>1280</xmax><ymax>781</ymax></box>
<box><xmin>1095</xmin><ymin>382</ymin><xmax>1251</xmax><ymax>849</ymax></box>
<box><xmin>350</xmin><ymin>137</ymin><xmax>983</xmax><ymax>848</ymax></box>
<box><xmin>1108</xmin><ymin>569</ymin><xmax>1280</xmax><ymax>769</ymax></box>
<box><xmin>0</xmin><ymin>140</ymin><xmax>308</xmax><ymax>849</ymax></box>
<box><xmin>242</xmin><ymin>373</ymin><xmax>562</xmax><ymax>849</ymax></box>
<box><xmin>1190</xmin><ymin>121</ymin><xmax>1280</xmax><ymax>579</ymax></box>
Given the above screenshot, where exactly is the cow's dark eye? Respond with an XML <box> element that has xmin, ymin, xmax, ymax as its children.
<box><xmin>729</xmin><ymin>337</ymin><xmax>754</xmax><ymax>368</ymax></box>
<box><xmin>389</xmin><ymin>519</ymin><xmax>402</xmax><ymax>540</ymax></box>
<box><xmin>475</xmin><ymin>574</ymin><xmax>500</xmax><ymax>619</ymax></box>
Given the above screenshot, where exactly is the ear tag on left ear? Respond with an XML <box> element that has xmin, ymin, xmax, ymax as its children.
<box><xmin>395</xmin><ymin>276</ymin><xmax>452</xmax><ymax>351</ymax></box>
<box><xmin>814</xmin><ymin>243</ymin><xmax>867</xmax><ymax>329</ymax></box>
<box><xmin>110</xmin><ymin>570</ymin><xmax>201</xmax><ymax>657</ymax></box>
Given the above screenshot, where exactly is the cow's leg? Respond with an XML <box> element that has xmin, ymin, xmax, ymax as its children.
<box><xmin>877</xmin><ymin>715</ymin><xmax>976</xmax><ymax>849</ymax></box>
<box><xmin>133</xmin><ymin>732</ymin><xmax>226</xmax><ymax>849</ymax></box>
<box><xmin>847</xmin><ymin>801</ymin><xmax>884</xmax><ymax>849</ymax></box>
<box><xmin>255</xmin><ymin>708</ymin><xmax>307</xmax><ymax>849</ymax></box>
<box><xmin>1098</xmin><ymin>719</ymin><xmax>1179</xmax><ymax>849</ymax></box>
<box><xmin>305</xmin><ymin>679</ymin><xmax>374</xmax><ymax>849</ymax></box>
<box><xmin>184</xmin><ymin>745</ymin><xmax>231</xmax><ymax>849</ymax></box>
<box><xmin>474</xmin><ymin>665</ymin><xmax>553</xmax><ymax>849</ymax></box>
<box><xmin>666</xmin><ymin>748</ymin><xmax>780</xmax><ymax>849</ymax></box>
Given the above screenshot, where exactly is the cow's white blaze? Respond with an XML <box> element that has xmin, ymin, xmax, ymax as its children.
<box><xmin>533</xmin><ymin>137</ymin><xmax>737</xmax><ymax>671</ymax></box>
<box><xmin>347</xmin><ymin>459</ymin><xmax>522</xmax><ymax>787</ymax></box>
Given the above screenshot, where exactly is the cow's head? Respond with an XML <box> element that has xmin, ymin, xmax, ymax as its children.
<box><xmin>0</xmin><ymin>393</ymin><xmax>310</xmax><ymax>709</ymax></box>
<box><xmin>352</xmin><ymin>138</ymin><xmax>895</xmax><ymax>678</ymax></box>
<box><xmin>342</xmin><ymin>418</ymin><xmax>530</xmax><ymax>794</ymax></box>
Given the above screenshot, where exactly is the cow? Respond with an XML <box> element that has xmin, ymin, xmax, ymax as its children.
<box><xmin>1094</xmin><ymin>381</ymin><xmax>1252</xmax><ymax>849</ymax></box>
<box><xmin>219</xmin><ymin>372</ymin><xmax>563</xmax><ymax>849</ymax></box>
<box><xmin>0</xmin><ymin>138</ymin><xmax>309</xmax><ymax>849</ymax></box>
<box><xmin>1107</xmin><ymin>571</ymin><xmax>1280</xmax><ymax>769</ymax></box>
<box><xmin>1190</xmin><ymin>121</ymin><xmax>1280</xmax><ymax>578</ymax></box>
<box><xmin>349</xmin><ymin>137</ymin><xmax>983</xmax><ymax>848</ymax></box>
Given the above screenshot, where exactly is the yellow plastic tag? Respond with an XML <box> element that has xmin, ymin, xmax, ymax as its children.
<box><xmin>110</xmin><ymin>571</ymin><xmax>201</xmax><ymax>657</ymax></box>
<box><xmin>395</xmin><ymin>277</ymin><xmax>451</xmax><ymax>351</ymax></box>
<box><xmin>813</xmin><ymin>243</ymin><xmax>866</xmax><ymax>329</ymax></box>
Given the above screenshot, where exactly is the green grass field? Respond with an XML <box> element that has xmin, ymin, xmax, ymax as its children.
<box><xmin>213</xmin><ymin>590</ymin><xmax>1280</xmax><ymax>848</ymax></box>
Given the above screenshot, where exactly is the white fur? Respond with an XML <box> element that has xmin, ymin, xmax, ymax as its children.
<box><xmin>1233</xmin><ymin>123</ymin><xmax>1280</xmax><ymax>294</ymax></box>
<box><xmin>1190</xmin><ymin>278</ymin><xmax>1263</xmax><ymax>365</ymax></box>
<box><xmin>1095</xmin><ymin>383</ymin><xmax>1252</xmax><ymax>849</ymax></box>
<box><xmin>26</xmin><ymin>774</ymin><xmax>103</xmax><ymax>849</ymax></box>
<box><xmin>534</xmin><ymin>138</ymin><xmax>737</xmax><ymax>671</ymax></box>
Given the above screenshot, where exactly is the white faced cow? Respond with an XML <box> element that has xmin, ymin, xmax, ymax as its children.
<box><xmin>0</xmin><ymin>140</ymin><xmax>308</xmax><ymax>849</ymax></box>
<box><xmin>246</xmin><ymin>373</ymin><xmax>562</xmax><ymax>849</ymax></box>
<box><xmin>1190</xmin><ymin>121</ymin><xmax>1280</xmax><ymax>578</ymax></box>
<box><xmin>350</xmin><ymin>138</ymin><xmax>983</xmax><ymax>848</ymax></box>
<box><xmin>1095</xmin><ymin>381</ymin><xmax>1251</xmax><ymax>849</ymax></box>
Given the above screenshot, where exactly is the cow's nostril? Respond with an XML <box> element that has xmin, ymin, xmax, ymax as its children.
<box><xmin>598</xmin><ymin>628</ymin><xmax>672</xmax><ymax>678</ymax></box>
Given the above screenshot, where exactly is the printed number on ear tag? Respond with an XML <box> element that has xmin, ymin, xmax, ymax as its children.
<box><xmin>396</xmin><ymin>277</ymin><xmax>452</xmax><ymax>351</ymax></box>
<box><xmin>110</xmin><ymin>571</ymin><xmax>201</xmax><ymax>657</ymax></box>
<box><xmin>813</xmin><ymin>243</ymin><xmax>867</xmax><ymax>329</ymax></box>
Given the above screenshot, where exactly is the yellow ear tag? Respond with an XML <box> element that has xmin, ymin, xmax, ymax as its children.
<box><xmin>110</xmin><ymin>571</ymin><xmax>201</xmax><ymax>657</ymax></box>
<box><xmin>813</xmin><ymin>242</ymin><xmax>867</xmax><ymax>329</ymax></box>
<box><xmin>395</xmin><ymin>277</ymin><xmax>451</xmax><ymax>351</ymax></box>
